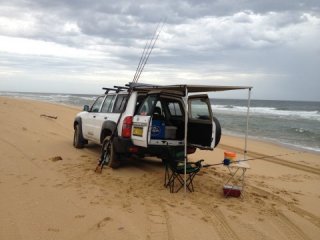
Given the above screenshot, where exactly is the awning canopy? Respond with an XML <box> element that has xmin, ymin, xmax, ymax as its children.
<box><xmin>131</xmin><ymin>83</ymin><xmax>252</xmax><ymax>95</ymax></box>
<box><xmin>129</xmin><ymin>82</ymin><xmax>253</xmax><ymax>194</ymax></box>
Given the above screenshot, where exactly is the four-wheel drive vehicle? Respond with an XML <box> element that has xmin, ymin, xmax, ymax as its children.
<box><xmin>73</xmin><ymin>84</ymin><xmax>222</xmax><ymax>168</ymax></box>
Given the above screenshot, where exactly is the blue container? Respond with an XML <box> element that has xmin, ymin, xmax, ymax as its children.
<box><xmin>151</xmin><ymin>120</ymin><xmax>165</xmax><ymax>139</ymax></box>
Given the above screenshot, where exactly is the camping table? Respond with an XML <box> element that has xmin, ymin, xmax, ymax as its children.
<box><xmin>223</xmin><ymin>162</ymin><xmax>250</xmax><ymax>198</ymax></box>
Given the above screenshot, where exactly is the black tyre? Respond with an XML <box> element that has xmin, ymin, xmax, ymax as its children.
<box><xmin>213</xmin><ymin>116</ymin><xmax>222</xmax><ymax>147</ymax></box>
<box><xmin>101</xmin><ymin>136</ymin><xmax>120</xmax><ymax>169</ymax></box>
<box><xmin>73</xmin><ymin>124</ymin><xmax>85</xmax><ymax>148</ymax></box>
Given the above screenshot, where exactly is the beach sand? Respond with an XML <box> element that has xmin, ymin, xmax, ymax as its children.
<box><xmin>1</xmin><ymin>96</ymin><xmax>319</xmax><ymax>240</ymax></box>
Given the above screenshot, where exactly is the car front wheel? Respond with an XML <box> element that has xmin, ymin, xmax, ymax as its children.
<box><xmin>73</xmin><ymin>124</ymin><xmax>85</xmax><ymax>148</ymax></box>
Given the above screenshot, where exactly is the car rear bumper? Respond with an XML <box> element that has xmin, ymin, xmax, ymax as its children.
<box><xmin>113</xmin><ymin>136</ymin><xmax>134</xmax><ymax>153</ymax></box>
<box><xmin>113</xmin><ymin>137</ymin><xmax>185</xmax><ymax>160</ymax></box>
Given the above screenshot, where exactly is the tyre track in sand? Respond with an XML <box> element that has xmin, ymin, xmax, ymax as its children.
<box><xmin>272</xmin><ymin>211</ymin><xmax>312</xmax><ymax>240</ymax></box>
<box><xmin>144</xmin><ymin>201</ymin><xmax>174</xmax><ymax>240</ymax></box>
<box><xmin>0</xmin><ymin>137</ymin><xmax>30</xmax><ymax>159</ymax></box>
<box><xmin>250</xmin><ymin>185</ymin><xmax>320</xmax><ymax>228</ymax></box>
<box><xmin>201</xmin><ymin>169</ymin><xmax>319</xmax><ymax>237</ymax></box>
<box><xmin>199</xmin><ymin>205</ymin><xmax>240</xmax><ymax>240</ymax></box>
<box><xmin>219</xmin><ymin>144</ymin><xmax>320</xmax><ymax>175</ymax></box>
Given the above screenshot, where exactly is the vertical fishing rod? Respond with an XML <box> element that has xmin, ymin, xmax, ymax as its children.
<box><xmin>134</xmin><ymin>21</ymin><xmax>165</xmax><ymax>83</ymax></box>
<box><xmin>132</xmin><ymin>21</ymin><xmax>162</xmax><ymax>83</ymax></box>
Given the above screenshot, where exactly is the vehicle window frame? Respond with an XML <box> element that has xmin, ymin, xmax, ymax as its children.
<box><xmin>166</xmin><ymin>100</ymin><xmax>183</xmax><ymax>117</ymax></box>
<box><xmin>137</xmin><ymin>94</ymin><xmax>158</xmax><ymax>116</ymax></box>
<box><xmin>189</xmin><ymin>98</ymin><xmax>212</xmax><ymax>120</ymax></box>
<box><xmin>90</xmin><ymin>96</ymin><xmax>105</xmax><ymax>113</ymax></box>
<box><xmin>101</xmin><ymin>94</ymin><xmax>116</xmax><ymax>113</ymax></box>
<box><xmin>112</xmin><ymin>94</ymin><xmax>129</xmax><ymax>113</ymax></box>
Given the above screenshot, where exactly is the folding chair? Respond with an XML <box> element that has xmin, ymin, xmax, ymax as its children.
<box><xmin>164</xmin><ymin>158</ymin><xmax>204</xmax><ymax>193</ymax></box>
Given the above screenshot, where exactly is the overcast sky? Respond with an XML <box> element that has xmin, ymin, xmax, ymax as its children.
<box><xmin>0</xmin><ymin>0</ymin><xmax>319</xmax><ymax>100</ymax></box>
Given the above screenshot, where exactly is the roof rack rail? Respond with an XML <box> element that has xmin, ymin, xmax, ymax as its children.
<box><xmin>102</xmin><ymin>87</ymin><xmax>117</xmax><ymax>94</ymax></box>
<box><xmin>102</xmin><ymin>86</ymin><xmax>130</xmax><ymax>94</ymax></box>
<box><xmin>113</xmin><ymin>86</ymin><xmax>129</xmax><ymax>93</ymax></box>
<box><xmin>127</xmin><ymin>82</ymin><xmax>158</xmax><ymax>88</ymax></box>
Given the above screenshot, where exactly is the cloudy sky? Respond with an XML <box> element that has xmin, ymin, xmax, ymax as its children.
<box><xmin>0</xmin><ymin>0</ymin><xmax>319</xmax><ymax>100</ymax></box>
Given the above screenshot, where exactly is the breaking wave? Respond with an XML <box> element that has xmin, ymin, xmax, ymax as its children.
<box><xmin>212</xmin><ymin>104</ymin><xmax>320</xmax><ymax>121</ymax></box>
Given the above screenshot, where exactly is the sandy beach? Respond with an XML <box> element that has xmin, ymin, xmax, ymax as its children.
<box><xmin>0</xmin><ymin>96</ymin><xmax>319</xmax><ymax>240</ymax></box>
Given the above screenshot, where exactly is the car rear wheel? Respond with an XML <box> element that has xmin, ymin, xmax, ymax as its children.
<box><xmin>101</xmin><ymin>136</ymin><xmax>120</xmax><ymax>169</ymax></box>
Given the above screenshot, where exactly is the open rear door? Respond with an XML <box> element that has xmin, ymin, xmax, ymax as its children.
<box><xmin>131</xmin><ymin>95</ymin><xmax>158</xmax><ymax>147</ymax></box>
<box><xmin>187</xmin><ymin>94</ymin><xmax>215</xmax><ymax>149</ymax></box>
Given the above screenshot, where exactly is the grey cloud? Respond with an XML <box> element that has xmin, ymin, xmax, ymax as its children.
<box><xmin>0</xmin><ymin>0</ymin><xmax>319</xmax><ymax>100</ymax></box>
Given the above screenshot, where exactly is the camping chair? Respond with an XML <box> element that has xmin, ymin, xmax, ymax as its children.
<box><xmin>164</xmin><ymin>157</ymin><xmax>204</xmax><ymax>193</ymax></box>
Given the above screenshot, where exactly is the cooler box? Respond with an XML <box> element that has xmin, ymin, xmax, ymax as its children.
<box><xmin>165</xmin><ymin>126</ymin><xmax>177</xmax><ymax>139</ymax></box>
<box><xmin>151</xmin><ymin>120</ymin><xmax>165</xmax><ymax>139</ymax></box>
<box><xmin>223</xmin><ymin>185</ymin><xmax>242</xmax><ymax>197</ymax></box>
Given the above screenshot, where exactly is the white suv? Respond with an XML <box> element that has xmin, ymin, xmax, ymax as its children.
<box><xmin>73</xmin><ymin>84</ymin><xmax>221</xmax><ymax>168</ymax></box>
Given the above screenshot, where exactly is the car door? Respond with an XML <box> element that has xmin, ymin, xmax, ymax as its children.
<box><xmin>131</xmin><ymin>94</ymin><xmax>158</xmax><ymax>147</ymax></box>
<box><xmin>82</xmin><ymin>95</ymin><xmax>105</xmax><ymax>141</ymax></box>
<box><xmin>187</xmin><ymin>94</ymin><xmax>215</xmax><ymax>149</ymax></box>
<box><xmin>91</xmin><ymin>94</ymin><xmax>116</xmax><ymax>142</ymax></box>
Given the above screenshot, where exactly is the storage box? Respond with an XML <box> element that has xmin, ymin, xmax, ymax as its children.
<box><xmin>151</xmin><ymin>120</ymin><xmax>165</xmax><ymax>139</ymax></box>
<box><xmin>223</xmin><ymin>185</ymin><xmax>242</xmax><ymax>197</ymax></box>
<box><xmin>165</xmin><ymin>126</ymin><xmax>177</xmax><ymax>139</ymax></box>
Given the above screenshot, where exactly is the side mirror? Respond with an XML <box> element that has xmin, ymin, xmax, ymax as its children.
<box><xmin>83</xmin><ymin>105</ymin><xmax>90</xmax><ymax>112</ymax></box>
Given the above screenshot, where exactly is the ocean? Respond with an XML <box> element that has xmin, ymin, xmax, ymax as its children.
<box><xmin>1</xmin><ymin>91</ymin><xmax>319</xmax><ymax>153</ymax></box>
<box><xmin>211</xmin><ymin>98</ymin><xmax>320</xmax><ymax>153</ymax></box>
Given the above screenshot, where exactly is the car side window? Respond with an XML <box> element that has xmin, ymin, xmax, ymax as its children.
<box><xmin>113</xmin><ymin>94</ymin><xmax>128</xmax><ymax>113</ymax></box>
<box><xmin>167</xmin><ymin>101</ymin><xmax>183</xmax><ymax>116</ymax></box>
<box><xmin>137</xmin><ymin>95</ymin><xmax>157</xmax><ymax>116</ymax></box>
<box><xmin>101</xmin><ymin>95</ymin><xmax>115</xmax><ymax>113</ymax></box>
<box><xmin>189</xmin><ymin>99</ymin><xmax>211</xmax><ymax>120</ymax></box>
<box><xmin>91</xmin><ymin>96</ymin><xmax>104</xmax><ymax>112</ymax></box>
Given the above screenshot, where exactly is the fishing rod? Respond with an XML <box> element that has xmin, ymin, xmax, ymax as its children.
<box><xmin>134</xmin><ymin>21</ymin><xmax>165</xmax><ymax>83</ymax></box>
<box><xmin>95</xmin><ymin>21</ymin><xmax>164</xmax><ymax>173</ymax></box>
<box><xmin>132</xmin><ymin>21</ymin><xmax>162</xmax><ymax>83</ymax></box>
<box><xmin>202</xmin><ymin>151</ymin><xmax>305</xmax><ymax>168</ymax></box>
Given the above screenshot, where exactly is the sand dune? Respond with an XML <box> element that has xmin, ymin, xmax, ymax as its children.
<box><xmin>0</xmin><ymin>97</ymin><xmax>319</xmax><ymax>240</ymax></box>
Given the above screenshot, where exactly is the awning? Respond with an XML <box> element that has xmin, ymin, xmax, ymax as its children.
<box><xmin>131</xmin><ymin>83</ymin><xmax>252</xmax><ymax>95</ymax></box>
<box><xmin>130</xmin><ymin>82</ymin><xmax>253</xmax><ymax>195</ymax></box>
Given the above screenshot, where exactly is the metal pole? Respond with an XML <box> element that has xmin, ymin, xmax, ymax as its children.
<box><xmin>184</xmin><ymin>86</ymin><xmax>188</xmax><ymax>195</ymax></box>
<box><xmin>244</xmin><ymin>88</ymin><xmax>252</xmax><ymax>160</ymax></box>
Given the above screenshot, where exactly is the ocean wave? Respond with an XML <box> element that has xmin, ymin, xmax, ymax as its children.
<box><xmin>222</xmin><ymin>129</ymin><xmax>320</xmax><ymax>153</ymax></box>
<box><xmin>212</xmin><ymin>104</ymin><xmax>320</xmax><ymax>121</ymax></box>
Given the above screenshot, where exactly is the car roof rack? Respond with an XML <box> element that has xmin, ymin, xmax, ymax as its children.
<box><xmin>113</xmin><ymin>86</ymin><xmax>129</xmax><ymax>93</ymax></box>
<box><xmin>102</xmin><ymin>87</ymin><xmax>118</xmax><ymax>94</ymax></box>
<box><xmin>102</xmin><ymin>86</ymin><xmax>130</xmax><ymax>94</ymax></box>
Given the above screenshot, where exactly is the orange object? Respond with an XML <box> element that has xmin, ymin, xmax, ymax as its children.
<box><xmin>224</xmin><ymin>151</ymin><xmax>237</xmax><ymax>161</ymax></box>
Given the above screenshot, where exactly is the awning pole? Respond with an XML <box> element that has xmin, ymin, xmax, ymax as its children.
<box><xmin>184</xmin><ymin>86</ymin><xmax>188</xmax><ymax>195</ymax></box>
<box><xmin>244</xmin><ymin>88</ymin><xmax>252</xmax><ymax>160</ymax></box>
